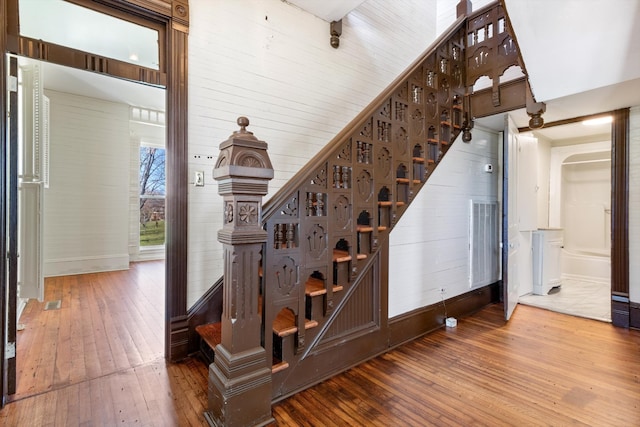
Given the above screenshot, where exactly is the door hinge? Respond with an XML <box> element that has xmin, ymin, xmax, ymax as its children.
<box><xmin>5</xmin><ymin>341</ymin><xmax>16</xmax><ymax>359</ymax></box>
<box><xmin>8</xmin><ymin>75</ymin><xmax>18</xmax><ymax>93</ymax></box>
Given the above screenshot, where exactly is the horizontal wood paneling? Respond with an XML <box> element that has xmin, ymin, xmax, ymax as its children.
<box><xmin>44</xmin><ymin>90</ymin><xmax>130</xmax><ymax>276</ymax></box>
<box><xmin>389</xmin><ymin>127</ymin><xmax>500</xmax><ymax>317</ymax></box>
<box><xmin>186</xmin><ymin>0</ymin><xmax>439</xmax><ymax>307</ymax></box>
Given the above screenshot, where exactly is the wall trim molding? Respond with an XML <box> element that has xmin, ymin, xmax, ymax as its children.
<box><xmin>44</xmin><ymin>254</ymin><xmax>130</xmax><ymax>277</ymax></box>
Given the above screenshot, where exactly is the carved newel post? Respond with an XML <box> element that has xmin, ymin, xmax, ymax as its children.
<box><xmin>205</xmin><ymin>117</ymin><xmax>274</xmax><ymax>427</ymax></box>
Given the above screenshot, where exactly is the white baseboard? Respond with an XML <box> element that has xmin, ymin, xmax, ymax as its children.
<box><xmin>44</xmin><ymin>254</ymin><xmax>130</xmax><ymax>277</ymax></box>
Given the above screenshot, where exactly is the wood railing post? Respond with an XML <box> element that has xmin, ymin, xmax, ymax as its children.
<box><xmin>205</xmin><ymin>117</ymin><xmax>274</xmax><ymax>427</ymax></box>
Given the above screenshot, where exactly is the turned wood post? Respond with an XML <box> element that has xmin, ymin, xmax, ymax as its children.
<box><xmin>205</xmin><ymin>117</ymin><xmax>274</xmax><ymax>427</ymax></box>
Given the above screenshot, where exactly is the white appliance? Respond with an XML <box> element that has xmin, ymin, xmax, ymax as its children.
<box><xmin>532</xmin><ymin>229</ymin><xmax>563</xmax><ymax>295</ymax></box>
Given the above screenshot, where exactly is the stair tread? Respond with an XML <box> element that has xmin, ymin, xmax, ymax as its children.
<box><xmin>305</xmin><ymin>277</ymin><xmax>327</xmax><ymax>296</ymax></box>
<box><xmin>272</xmin><ymin>357</ymin><xmax>289</xmax><ymax>374</ymax></box>
<box><xmin>333</xmin><ymin>249</ymin><xmax>352</xmax><ymax>263</ymax></box>
<box><xmin>306</xmin><ymin>277</ymin><xmax>344</xmax><ymax>297</ymax></box>
<box><xmin>195</xmin><ymin>322</ymin><xmax>222</xmax><ymax>350</ymax></box>
<box><xmin>273</xmin><ymin>310</ymin><xmax>318</xmax><ymax>337</ymax></box>
<box><xmin>356</xmin><ymin>225</ymin><xmax>374</xmax><ymax>233</ymax></box>
<box><xmin>356</xmin><ymin>253</ymin><xmax>367</xmax><ymax>260</ymax></box>
<box><xmin>378</xmin><ymin>201</ymin><xmax>392</xmax><ymax>207</ymax></box>
<box><xmin>396</xmin><ymin>177</ymin><xmax>410</xmax><ymax>184</ymax></box>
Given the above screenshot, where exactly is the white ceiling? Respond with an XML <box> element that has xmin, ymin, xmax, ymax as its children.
<box><xmin>284</xmin><ymin>0</ymin><xmax>367</xmax><ymax>22</ymax></box>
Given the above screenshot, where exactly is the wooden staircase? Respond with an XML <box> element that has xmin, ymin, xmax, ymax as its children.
<box><xmin>196</xmin><ymin>0</ymin><xmax>530</xmax><ymax>406</ymax></box>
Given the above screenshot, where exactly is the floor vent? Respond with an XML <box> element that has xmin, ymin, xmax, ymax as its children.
<box><xmin>44</xmin><ymin>300</ymin><xmax>61</xmax><ymax>310</ymax></box>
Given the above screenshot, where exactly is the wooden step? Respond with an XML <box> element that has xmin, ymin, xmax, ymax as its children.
<box><xmin>305</xmin><ymin>277</ymin><xmax>327</xmax><ymax>296</ymax></box>
<box><xmin>195</xmin><ymin>322</ymin><xmax>222</xmax><ymax>351</ymax></box>
<box><xmin>332</xmin><ymin>249</ymin><xmax>352</xmax><ymax>263</ymax></box>
<box><xmin>378</xmin><ymin>201</ymin><xmax>392</xmax><ymax>207</ymax></box>
<box><xmin>272</xmin><ymin>357</ymin><xmax>289</xmax><ymax>374</ymax></box>
<box><xmin>356</xmin><ymin>225</ymin><xmax>374</xmax><ymax>233</ymax></box>
<box><xmin>196</xmin><ymin>322</ymin><xmax>291</xmax><ymax>373</ymax></box>
<box><xmin>396</xmin><ymin>177</ymin><xmax>410</xmax><ymax>184</ymax></box>
<box><xmin>305</xmin><ymin>277</ymin><xmax>344</xmax><ymax>297</ymax></box>
<box><xmin>272</xmin><ymin>309</ymin><xmax>318</xmax><ymax>337</ymax></box>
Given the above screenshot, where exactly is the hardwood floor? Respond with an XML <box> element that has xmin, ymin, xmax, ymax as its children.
<box><xmin>1</xmin><ymin>262</ymin><xmax>639</xmax><ymax>426</ymax></box>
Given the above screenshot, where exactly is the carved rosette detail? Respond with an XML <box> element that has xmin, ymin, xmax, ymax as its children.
<box><xmin>238</xmin><ymin>153</ymin><xmax>263</xmax><ymax>168</ymax></box>
<box><xmin>175</xmin><ymin>4</ymin><xmax>187</xmax><ymax>17</ymax></box>
<box><xmin>238</xmin><ymin>203</ymin><xmax>258</xmax><ymax>224</ymax></box>
<box><xmin>224</xmin><ymin>202</ymin><xmax>233</xmax><ymax>223</ymax></box>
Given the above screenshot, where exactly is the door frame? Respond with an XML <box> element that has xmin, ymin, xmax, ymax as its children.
<box><xmin>1</xmin><ymin>0</ymin><xmax>190</xmax><ymax>406</ymax></box>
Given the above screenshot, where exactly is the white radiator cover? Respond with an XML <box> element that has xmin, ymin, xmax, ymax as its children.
<box><xmin>469</xmin><ymin>200</ymin><xmax>500</xmax><ymax>288</ymax></box>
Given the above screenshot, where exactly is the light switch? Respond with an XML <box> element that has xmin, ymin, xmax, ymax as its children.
<box><xmin>194</xmin><ymin>170</ymin><xmax>205</xmax><ymax>186</ymax></box>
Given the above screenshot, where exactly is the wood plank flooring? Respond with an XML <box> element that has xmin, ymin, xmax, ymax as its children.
<box><xmin>1</xmin><ymin>261</ymin><xmax>639</xmax><ymax>426</ymax></box>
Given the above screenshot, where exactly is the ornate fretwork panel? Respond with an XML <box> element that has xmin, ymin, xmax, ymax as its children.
<box><xmin>465</xmin><ymin>4</ymin><xmax>520</xmax><ymax>89</ymax></box>
<box><xmin>258</xmin><ymin>13</ymin><xmax>475</xmax><ymax>399</ymax></box>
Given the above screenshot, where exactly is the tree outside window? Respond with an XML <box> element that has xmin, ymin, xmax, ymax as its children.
<box><xmin>139</xmin><ymin>146</ymin><xmax>165</xmax><ymax>246</ymax></box>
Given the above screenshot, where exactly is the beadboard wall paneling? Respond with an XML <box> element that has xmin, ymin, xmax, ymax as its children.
<box><xmin>630</xmin><ymin>106</ymin><xmax>640</xmax><ymax>303</ymax></box>
<box><xmin>43</xmin><ymin>90</ymin><xmax>130</xmax><ymax>276</ymax></box>
<box><xmin>186</xmin><ymin>0</ymin><xmax>439</xmax><ymax>307</ymax></box>
<box><xmin>388</xmin><ymin>127</ymin><xmax>499</xmax><ymax>317</ymax></box>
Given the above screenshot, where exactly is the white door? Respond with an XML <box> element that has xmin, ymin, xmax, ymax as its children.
<box><xmin>503</xmin><ymin>115</ymin><xmax>520</xmax><ymax>320</ymax></box>
<box><xmin>18</xmin><ymin>62</ymin><xmax>47</xmax><ymax>301</ymax></box>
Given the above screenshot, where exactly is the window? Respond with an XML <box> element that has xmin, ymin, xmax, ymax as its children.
<box><xmin>139</xmin><ymin>146</ymin><xmax>165</xmax><ymax>246</ymax></box>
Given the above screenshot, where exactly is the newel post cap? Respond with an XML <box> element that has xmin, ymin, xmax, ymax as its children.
<box><xmin>213</xmin><ymin>117</ymin><xmax>274</xmax><ymax>188</ymax></box>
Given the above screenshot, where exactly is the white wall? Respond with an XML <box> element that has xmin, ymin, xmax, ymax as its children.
<box><xmin>388</xmin><ymin>127</ymin><xmax>499</xmax><ymax>317</ymax></box>
<box><xmin>44</xmin><ymin>90</ymin><xmax>130</xmax><ymax>276</ymax></box>
<box><xmin>630</xmin><ymin>106</ymin><xmax>640</xmax><ymax>303</ymax></box>
<box><xmin>536</xmin><ymin>135</ymin><xmax>551</xmax><ymax>228</ymax></box>
<box><xmin>187</xmin><ymin>0</ymin><xmax>440</xmax><ymax>307</ymax></box>
<box><xmin>562</xmin><ymin>158</ymin><xmax>611</xmax><ymax>254</ymax></box>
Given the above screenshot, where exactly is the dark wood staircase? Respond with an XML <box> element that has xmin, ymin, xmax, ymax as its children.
<box><xmin>194</xmin><ymin>0</ymin><xmax>533</xmax><ymax>405</ymax></box>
